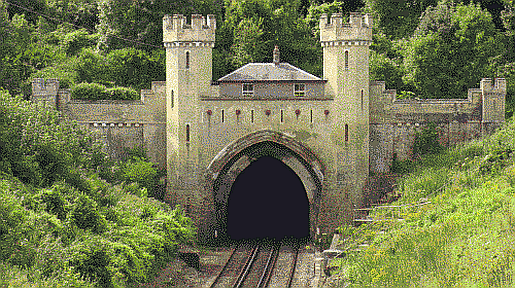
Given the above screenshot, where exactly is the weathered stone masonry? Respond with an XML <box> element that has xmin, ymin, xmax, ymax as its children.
<box><xmin>31</xmin><ymin>12</ymin><xmax>507</xmax><ymax>242</ymax></box>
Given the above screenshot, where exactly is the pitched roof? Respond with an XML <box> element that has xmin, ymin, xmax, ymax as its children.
<box><xmin>216</xmin><ymin>63</ymin><xmax>324</xmax><ymax>82</ymax></box>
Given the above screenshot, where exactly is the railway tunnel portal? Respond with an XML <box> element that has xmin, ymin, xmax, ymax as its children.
<box><xmin>207</xmin><ymin>132</ymin><xmax>324</xmax><ymax>241</ymax></box>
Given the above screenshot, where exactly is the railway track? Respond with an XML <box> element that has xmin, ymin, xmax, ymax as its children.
<box><xmin>210</xmin><ymin>240</ymin><xmax>300</xmax><ymax>288</ymax></box>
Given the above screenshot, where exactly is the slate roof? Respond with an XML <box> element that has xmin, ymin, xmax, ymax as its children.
<box><xmin>216</xmin><ymin>63</ymin><xmax>324</xmax><ymax>82</ymax></box>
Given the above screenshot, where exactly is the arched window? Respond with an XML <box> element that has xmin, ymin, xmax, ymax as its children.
<box><xmin>185</xmin><ymin>51</ymin><xmax>190</xmax><ymax>69</ymax></box>
<box><xmin>345</xmin><ymin>124</ymin><xmax>349</xmax><ymax>142</ymax></box>
<box><xmin>186</xmin><ymin>124</ymin><xmax>190</xmax><ymax>142</ymax></box>
<box><xmin>344</xmin><ymin>51</ymin><xmax>349</xmax><ymax>70</ymax></box>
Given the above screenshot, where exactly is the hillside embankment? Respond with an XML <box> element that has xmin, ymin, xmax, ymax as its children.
<box><xmin>327</xmin><ymin>118</ymin><xmax>515</xmax><ymax>287</ymax></box>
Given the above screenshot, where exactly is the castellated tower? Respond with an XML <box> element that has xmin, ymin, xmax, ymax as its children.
<box><xmin>163</xmin><ymin>14</ymin><xmax>216</xmax><ymax>204</ymax></box>
<box><xmin>320</xmin><ymin>12</ymin><xmax>372</xmax><ymax>209</ymax></box>
<box><xmin>481</xmin><ymin>78</ymin><xmax>506</xmax><ymax>134</ymax></box>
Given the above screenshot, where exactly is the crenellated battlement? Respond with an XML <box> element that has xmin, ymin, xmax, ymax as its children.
<box><xmin>480</xmin><ymin>78</ymin><xmax>507</xmax><ymax>94</ymax></box>
<box><xmin>320</xmin><ymin>12</ymin><xmax>372</xmax><ymax>44</ymax></box>
<box><xmin>163</xmin><ymin>14</ymin><xmax>216</xmax><ymax>45</ymax></box>
<box><xmin>32</xmin><ymin>78</ymin><xmax>59</xmax><ymax>96</ymax></box>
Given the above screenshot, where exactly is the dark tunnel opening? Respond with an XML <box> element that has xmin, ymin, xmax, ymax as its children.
<box><xmin>226</xmin><ymin>156</ymin><xmax>310</xmax><ymax>240</ymax></box>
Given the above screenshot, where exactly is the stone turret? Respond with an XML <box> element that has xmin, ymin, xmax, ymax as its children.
<box><xmin>321</xmin><ymin>12</ymin><xmax>373</xmax><ymax>230</ymax></box>
<box><xmin>163</xmin><ymin>14</ymin><xmax>216</xmax><ymax>45</ymax></box>
<box><xmin>31</xmin><ymin>78</ymin><xmax>59</xmax><ymax>109</ymax></box>
<box><xmin>481</xmin><ymin>78</ymin><xmax>506</xmax><ymax>124</ymax></box>
<box><xmin>164</xmin><ymin>14</ymin><xmax>216</xmax><ymax>222</ymax></box>
<box><xmin>319</xmin><ymin>12</ymin><xmax>373</xmax><ymax>44</ymax></box>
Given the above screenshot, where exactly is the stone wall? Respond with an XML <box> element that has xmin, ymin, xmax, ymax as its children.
<box><xmin>369</xmin><ymin>78</ymin><xmax>506</xmax><ymax>173</ymax></box>
<box><xmin>31</xmin><ymin>79</ymin><xmax>167</xmax><ymax>169</ymax></box>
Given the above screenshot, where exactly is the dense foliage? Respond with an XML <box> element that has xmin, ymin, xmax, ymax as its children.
<box><xmin>0</xmin><ymin>89</ymin><xmax>195</xmax><ymax>287</ymax></box>
<box><xmin>333</xmin><ymin>116</ymin><xmax>515</xmax><ymax>287</ymax></box>
<box><xmin>1</xmin><ymin>0</ymin><xmax>514</xmax><ymax>107</ymax></box>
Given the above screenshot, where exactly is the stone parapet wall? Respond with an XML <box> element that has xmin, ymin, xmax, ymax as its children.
<box><xmin>369</xmin><ymin>78</ymin><xmax>506</xmax><ymax>173</ymax></box>
<box><xmin>31</xmin><ymin>79</ymin><xmax>167</xmax><ymax>169</ymax></box>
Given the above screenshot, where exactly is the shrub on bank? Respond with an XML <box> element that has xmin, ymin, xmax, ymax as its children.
<box><xmin>334</xmin><ymin>119</ymin><xmax>515</xmax><ymax>287</ymax></box>
<box><xmin>0</xmin><ymin>89</ymin><xmax>195</xmax><ymax>287</ymax></box>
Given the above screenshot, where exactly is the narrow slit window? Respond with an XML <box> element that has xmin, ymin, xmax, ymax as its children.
<box><xmin>171</xmin><ymin>90</ymin><xmax>174</xmax><ymax>108</ymax></box>
<box><xmin>251</xmin><ymin>109</ymin><xmax>254</xmax><ymax>123</ymax></box>
<box><xmin>361</xmin><ymin>90</ymin><xmax>363</xmax><ymax>111</ymax></box>
<box><xmin>294</xmin><ymin>83</ymin><xmax>305</xmax><ymax>97</ymax></box>
<box><xmin>310</xmin><ymin>110</ymin><xmax>313</xmax><ymax>123</ymax></box>
<box><xmin>345</xmin><ymin>124</ymin><xmax>349</xmax><ymax>142</ymax></box>
<box><xmin>221</xmin><ymin>109</ymin><xmax>225</xmax><ymax>123</ymax></box>
<box><xmin>186</xmin><ymin>124</ymin><xmax>190</xmax><ymax>142</ymax></box>
<box><xmin>243</xmin><ymin>83</ymin><xmax>254</xmax><ymax>96</ymax></box>
<box><xmin>345</xmin><ymin>51</ymin><xmax>349</xmax><ymax>70</ymax></box>
<box><xmin>280</xmin><ymin>109</ymin><xmax>284</xmax><ymax>123</ymax></box>
<box><xmin>185</xmin><ymin>51</ymin><xmax>190</xmax><ymax>69</ymax></box>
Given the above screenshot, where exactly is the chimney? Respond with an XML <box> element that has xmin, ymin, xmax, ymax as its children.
<box><xmin>273</xmin><ymin>45</ymin><xmax>280</xmax><ymax>65</ymax></box>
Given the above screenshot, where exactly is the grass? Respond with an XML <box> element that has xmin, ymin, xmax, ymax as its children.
<box><xmin>332</xmin><ymin>118</ymin><xmax>515</xmax><ymax>287</ymax></box>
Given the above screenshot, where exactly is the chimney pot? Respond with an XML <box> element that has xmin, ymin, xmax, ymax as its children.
<box><xmin>273</xmin><ymin>45</ymin><xmax>280</xmax><ymax>65</ymax></box>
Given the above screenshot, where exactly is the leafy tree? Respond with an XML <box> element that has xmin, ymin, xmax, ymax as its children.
<box><xmin>45</xmin><ymin>0</ymin><xmax>99</xmax><ymax>31</ymax></box>
<box><xmin>96</xmin><ymin>0</ymin><xmax>218</xmax><ymax>52</ymax></box>
<box><xmin>369</xmin><ymin>50</ymin><xmax>404</xmax><ymax>90</ymax></box>
<box><xmin>223</xmin><ymin>0</ymin><xmax>322</xmax><ymax>77</ymax></box>
<box><xmin>403</xmin><ymin>2</ymin><xmax>503</xmax><ymax>98</ymax></box>
<box><xmin>364</xmin><ymin>0</ymin><xmax>438</xmax><ymax>39</ymax></box>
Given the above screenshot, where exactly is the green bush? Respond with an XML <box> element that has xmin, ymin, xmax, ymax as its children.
<box><xmin>60</xmin><ymin>29</ymin><xmax>98</xmax><ymax>56</ymax></box>
<box><xmin>391</xmin><ymin>153</ymin><xmax>414</xmax><ymax>174</ymax></box>
<box><xmin>71</xmin><ymin>194</ymin><xmax>106</xmax><ymax>233</ymax></box>
<box><xmin>71</xmin><ymin>82</ymin><xmax>107</xmax><ymax>100</ymax></box>
<box><xmin>120</xmin><ymin>157</ymin><xmax>157</xmax><ymax>196</ymax></box>
<box><xmin>0</xmin><ymin>187</ymin><xmax>25</xmax><ymax>238</ymax></box>
<box><xmin>71</xmin><ymin>82</ymin><xmax>139</xmax><ymax>101</ymax></box>
<box><xmin>413</xmin><ymin>122</ymin><xmax>445</xmax><ymax>158</ymax></box>
<box><xmin>105</xmin><ymin>86</ymin><xmax>139</xmax><ymax>100</ymax></box>
<box><xmin>39</xmin><ymin>188</ymin><xmax>67</xmax><ymax>220</ymax></box>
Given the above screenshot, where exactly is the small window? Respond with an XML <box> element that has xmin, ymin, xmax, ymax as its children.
<box><xmin>280</xmin><ymin>109</ymin><xmax>284</xmax><ymax>123</ymax></box>
<box><xmin>345</xmin><ymin>51</ymin><xmax>349</xmax><ymax>70</ymax></box>
<box><xmin>171</xmin><ymin>90</ymin><xmax>174</xmax><ymax>108</ymax></box>
<box><xmin>294</xmin><ymin>83</ymin><xmax>305</xmax><ymax>97</ymax></box>
<box><xmin>345</xmin><ymin>124</ymin><xmax>349</xmax><ymax>142</ymax></box>
<box><xmin>251</xmin><ymin>109</ymin><xmax>254</xmax><ymax>123</ymax></box>
<box><xmin>310</xmin><ymin>110</ymin><xmax>313</xmax><ymax>123</ymax></box>
<box><xmin>242</xmin><ymin>83</ymin><xmax>254</xmax><ymax>96</ymax></box>
<box><xmin>185</xmin><ymin>51</ymin><xmax>190</xmax><ymax>69</ymax></box>
<box><xmin>361</xmin><ymin>90</ymin><xmax>363</xmax><ymax>111</ymax></box>
<box><xmin>186</xmin><ymin>124</ymin><xmax>190</xmax><ymax>142</ymax></box>
<box><xmin>221</xmin><ymin>109</ymin><xmax>225</xmax><ymax>123</ymax></box>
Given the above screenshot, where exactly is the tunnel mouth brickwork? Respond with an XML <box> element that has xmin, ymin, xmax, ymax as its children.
<box><xmin>206</xmin><ymin>131</ymin><xmax>324</xmax><ymax>240</ymax></box>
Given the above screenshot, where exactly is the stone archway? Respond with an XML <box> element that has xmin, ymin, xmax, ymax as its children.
<box><xmin>204</xmin><ymin>130</ymin><xmax>325</xmax><ymax>239</ymax></box>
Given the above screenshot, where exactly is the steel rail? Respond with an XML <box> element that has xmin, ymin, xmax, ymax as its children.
<box><xmin>208</xmin><ymin>245</ymin><xmax>237</xmax><ymax>288</ymax></box>
<box><xmin>286</xmin><ymin>242</ymin><xmax>300</xmax><ymax>287</ymax></box>
<box><xmin>234</xmin><ymin>244</ymin><xmax>260</xmax><ymax>288</ymax></box>
<box><xmin>257</xmin><ymin>244</ymin><xmax>279</xmax><ymax>288</ymax></box>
